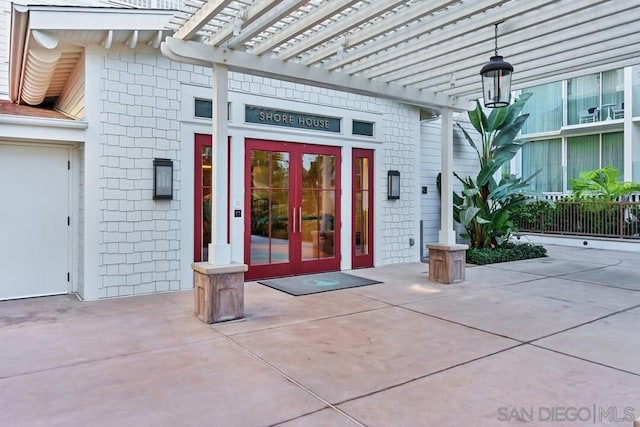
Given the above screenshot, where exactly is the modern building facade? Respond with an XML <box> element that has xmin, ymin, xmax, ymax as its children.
<box><xmin>514</xmin><ymin>67</ymin><xmax>640</xmax><ymax>193</ymax></box>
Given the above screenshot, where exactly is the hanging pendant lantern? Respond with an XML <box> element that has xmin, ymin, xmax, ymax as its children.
<box><xmin>480</xmin><ymin>22</ymin><xmax>513</xmax><ymax>108</ymax></box>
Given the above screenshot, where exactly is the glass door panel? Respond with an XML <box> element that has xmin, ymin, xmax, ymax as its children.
<box><xmin>301</xmin><ymin>154</ymin><xmax>336</xmax><ymax>261</ymax></box>
<box><xmin>352</xmin><ymin>149</ymin><xmax>374</xmax><ymax>268</ymax></box>
<box><xmin>270</xmin><ymin>189</ymin><xmax>290</xmax><ymax>263</ymax></box>
<box><xmin>249</xmin><ymin>149</ymin><xmax>290</xmax><ymax>266</ymax></box>
<box><xmin>194</xmin><ymin>134</ymin><xmax>231</xmax><ymax>262</ymax></box>
<box><xmin>194</xmin><ymin>134</ymin><xmax>212</xmax><ymax>262</ymax></box>
<box><xmin>201</xmin><ymin>146</ymin><xmax>212</xmax><ymax>262</ymax></box>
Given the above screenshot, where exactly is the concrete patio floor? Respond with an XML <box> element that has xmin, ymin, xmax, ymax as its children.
<box><xmin>1</xmin><ymin>244</ymin><xmax>639</xmax><ymax>426</ymax></box>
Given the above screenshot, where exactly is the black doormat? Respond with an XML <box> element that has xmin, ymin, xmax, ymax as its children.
<box><xmin>258</xmin><ymin>271</ymin><xmax>382</xmax><ymax>296</ymax></box>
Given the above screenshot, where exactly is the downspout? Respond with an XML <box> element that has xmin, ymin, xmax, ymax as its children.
<box><xmin>9</xmin><ymin>4</ymin><xmax>29</xmax><ymax>103</ymax></box>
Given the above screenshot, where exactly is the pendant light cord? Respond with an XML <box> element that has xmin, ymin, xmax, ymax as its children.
<box><xmin>493</xmin><ymin>21</ymin><xmax>504</xmax><ymax>56</ymax></box>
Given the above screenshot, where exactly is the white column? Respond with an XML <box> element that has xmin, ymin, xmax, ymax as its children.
<box><xmin>438</xmin><ymin>107</ymin><xmax>456</xmax><ymax>246</ymax></box>
<box><xmin>208</xmin><ymin>63</ymin><xmax>232</xmax><ymax>265</ymax></box>
<box><xmin>623</xmin><ymin>66</ymin><xmax>634</xmax><ymax>182</ymax></box>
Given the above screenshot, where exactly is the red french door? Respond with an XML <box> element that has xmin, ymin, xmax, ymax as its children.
<box><xmin>244</xmin><ymin>139</ymin><xmax>341</xmax><ymax>280</ymax></box>
<box><xmin>194</xmin><ymin>134</ymin><xmax>230</xmax><ymax>262</ymax></box>
<box><xmin>194</xmin><ymin>134</ymin><xmax>212</xmax><ymax>262</ymax></box>
<box><xmin>352</xmin><ymin>149</ymin><xmax>374</xmax><ymax>268</ymax></box>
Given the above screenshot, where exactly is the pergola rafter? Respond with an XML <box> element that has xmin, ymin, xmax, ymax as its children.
<box><xmin>167</xmin><ymin>0</ymin><xmax>640</xmax><ymax>109</ymax></box>
<box><xmin>300</xmin><ymin>0</ymin><xmax>462</xmax><ymax>67</ymax></box>
<box><xmin>274</xmin><ymin>0</ymin><xmax>406</xmax><ymax>62</ymax></box>
<box><xmin>246</xmin><ymin>0</ymin><xmax>363</xmax><ymax>55</ymax></box>
<box><xmin>224</xmin><ymin>0</ymin><xmax>306</xmax><ymax>49</ymax></box>
<box><xmin>382</xmin><ymin>3</ymin><xmax>639</xmax><ymax>85</ymax></box>
<box><xmin>173</xmin><ymin>0</ymin><xmax>235</xmax><ymax>41</ymax></box>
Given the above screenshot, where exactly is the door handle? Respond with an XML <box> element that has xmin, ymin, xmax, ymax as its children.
<box><xmin>298</xmin><ymin>207</ymin><xmax>302</xmax><ymax>234</ymax></box>
<box><xmin>293</xmin><ymin>207</ymin><xmax>297</xmax><ymax>234</ymax></box>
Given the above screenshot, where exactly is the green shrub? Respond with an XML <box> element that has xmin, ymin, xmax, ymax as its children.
<box><xmin>466</xmin><ymin>242</ymin><xmax>547</xmax><ymax>265</ymax></box>
<box><xmin>511</xmin><ymin>200</ymin><xmax>555</xmax><ymax>230</ymax></box>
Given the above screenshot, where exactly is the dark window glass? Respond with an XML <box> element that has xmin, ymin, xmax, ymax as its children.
<box><xmin>352</xmin><ymin>120</ymin><xmax>374</xmax><ymax>136</ymax></box>
<box><xmin>195</xmin><ymin>98</ymin><xmax>213</xmax><ymax>119</ymax></box>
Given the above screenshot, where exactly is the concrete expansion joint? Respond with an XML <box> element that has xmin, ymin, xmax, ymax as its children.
<box><xmin>217</xmin><ymin>333</ymin><xmax>366</xmax><ymax>427</ymax></box>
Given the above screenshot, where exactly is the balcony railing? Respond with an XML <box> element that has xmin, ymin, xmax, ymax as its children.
<box><xmin>514</xmin><ymin>200</ymin><xmax>640</xmax><ymax>239</ymax></box>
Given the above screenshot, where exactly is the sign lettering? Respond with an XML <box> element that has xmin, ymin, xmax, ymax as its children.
<box><xmin>245</xmin><ymin>105</ymin><xmax>341</xmax><ymax>133</ymax></box>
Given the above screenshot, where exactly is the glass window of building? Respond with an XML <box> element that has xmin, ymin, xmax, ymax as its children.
<box><xmin>521</xmin><ymin>82</ymin><xmax>563</xmax><ymax>134</ymax></box>
<box><xmin>602</xmin><ymin>132</ymin><xmax>624</xmax><ymax>176</ymax></box>
<box><xmin>522</xmin><ymin>139</ymin><xmax>562</xmax><ymax>192</ymax></box>
<box><xmin>567</xmin><ymin>132</ymin><xmax>624</xmax><ymax>183</ymax></box>
<box><xmin>567</xmin><ymin>74</ymin><xmax>600</xmax><ymax>125</ymax></box>
<box><xmin>352</xmin><ymin>120</ymin><xmax>374</xmax><ymax>136</ymax></box>
<box><xmin>601</xmin><ymin>69</ymin><xmax>624</xmax><ymax>120</ymax></box>
<box><xmin>567</xmin><ymin>135</ymin><xmax>601</xmax><ymax>182</ymax></box>
<box><xmin>633</xmin><ymin>65</ymin><xmax>640</xmax><ymax>117</ymax></box>
<box><xmin>194</xmin><ymin>98</ymin><xmax>213</xmax><ymax>119</ymax></box>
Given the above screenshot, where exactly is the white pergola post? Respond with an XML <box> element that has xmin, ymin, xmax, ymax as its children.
<box><xmin>427</xmin><ymin>106</ymin><xmax>467</xmax><ymax>284</ymax></box>
<box><xmin>438</xmin><ymin>107</ymin><xmax>456</xmax><ymax>246</ymax></box>
<box><xmin>208</xmin><ymin>63</ymin><xmax>232</xmax><ymax>265</ymax></box>
<box><xmin>623</xmin><ymin>66</ymin><xmax>635</xmax><ymax>182</ymax></box>
<box><xmin>192</xmin><ymin>62</ymin><xmax>247</xmax><ymax>325</ymax></box>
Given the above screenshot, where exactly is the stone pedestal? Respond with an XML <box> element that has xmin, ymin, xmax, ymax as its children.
<box><xmin>192</xmin><ymin>262</ymin><xmax>248</xmax><ymax>324</ymax></box>
<box><xmin>427</xmin><ymin>243</ymin><xmax>468</xmax><ymax>284</ymax></box>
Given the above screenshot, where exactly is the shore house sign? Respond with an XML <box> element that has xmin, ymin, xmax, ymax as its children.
<box><xmin>245</xmin><ymin>105</ymin><xmax>341</xmax><ymax>133</ymax></box>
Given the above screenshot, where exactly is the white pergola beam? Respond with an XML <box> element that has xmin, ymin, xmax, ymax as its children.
<box><xmin>337</xmin><ymin>0</ymin><xmax>572</xmax><ymax>76</ymax></box>
<box><xmin>329</xmin><ymin>0</ymin><xmax>520</xmax><ymax>73</ymax></box>
<box><xmin>163</xmin><ymin>0</ymin><xmax>640</xmax><ymax>109</ymax></box>
<box><xmin>161</xmin><ymin>36</ymin><xmax>469</xmax><ymax>111</ymax></box>
<box><xmin>436</xmin><ymin>44</ymin><xmax>640</xmax><ymax>98</ymax></box>
<box><xmin>174</xmin><ymin>0</ymin><xmax>234</xmax><ymax>41</ymax></box>
<box><xmin>390</xmin><ymin>10</ymin><xmax>639</xmax><ymax>89</ymax></box>
<box><xmin>276</xmin><ymin>0</ymin><xmax>406</xmax><ymax>62</ymax></box>
<box><xmin>375</xmin><ymin>0</ymin><xmax>637</xmax><ymax>85</ymax></box>
<box><xmin>302</xmin><ymin>0</ymin><xmax>461</xmax><ymax>67</ymax></box>
<box><xmin>247</xmin><ymin>0</ymin><xmax>362</xmax><ymax>55</ymax></box>
<box><xmin>207</xmin><ymin>0</ymin><xmax>279</xmax><ymax>47</ymax></box>
<box><xmin>225</xmin><ymin>0</ymin><xmax>307</xmax><ymax>49</ymax></box>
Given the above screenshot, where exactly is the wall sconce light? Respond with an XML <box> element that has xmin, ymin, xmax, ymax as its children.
<box><xmin>153</xmin><ymin>158</ymin><xmax>173</xmax><ymax>200</ymax></box>
<box><xmin>387</xmin><ymin>170</ymin><xmax>400</xmax><ymax>200</ymax></box>
<box><xmin>480</xmin><ymin>22</ymin><xmax>513</xmax><ymax>108</ymax></box>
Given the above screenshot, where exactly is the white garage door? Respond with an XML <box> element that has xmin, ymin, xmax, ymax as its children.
<box><xmin>0</xmin><ymin>143</ymin><xmax>70</xmax><ymax>300</ymax></box>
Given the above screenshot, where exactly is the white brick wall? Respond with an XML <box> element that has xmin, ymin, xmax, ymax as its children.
<box><xmin>379</xmin><ymin>103</ymin><xmax>421</xmax><ymax>264</ymax></box>
<box><xmin>96</xmin><ymin>50</ymin><xmax>211</xmax><ymax>297</ymax></box>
